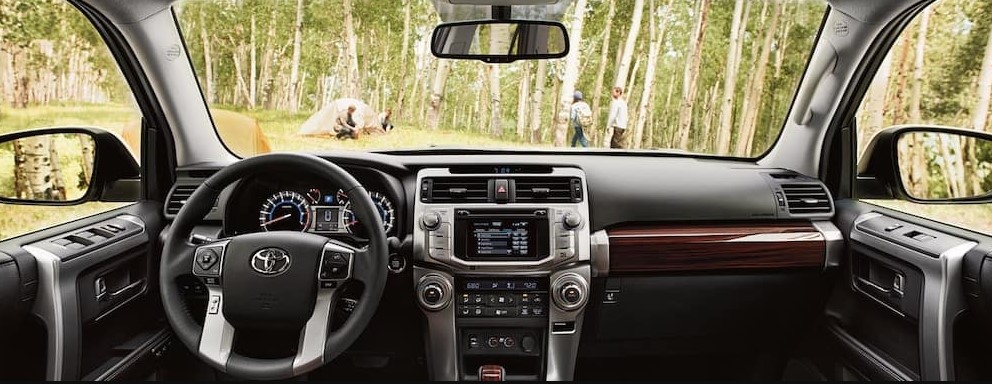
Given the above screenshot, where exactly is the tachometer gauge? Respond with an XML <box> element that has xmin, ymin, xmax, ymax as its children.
<box><xmin>259</xmin><ymin>191</ymin><xmax>312</xmax><ymax>232</ymax></box>
<box><xmin>339</xmin><ymin>190</ymin><xmax>396</xmax><ymax>238</ymax></box>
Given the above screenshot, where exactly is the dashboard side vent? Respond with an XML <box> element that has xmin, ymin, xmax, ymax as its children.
<box><xmin>514</xmin><ymin>177</ymin><xmax>581</xmax><ymax>203</ymax></box>
<box><xmin>165</xmin><ymin>184</ymin><xmax>199</xmax><ymax>216</ymax></box>
<box><xmin>421</xmin><ymin>177</ymin><xmax>490</xmax><ymax>203</ymax></box>
<box><xmin>781</xmin><ymin>184</ymin><xmax>832</xmax><ymax>215</ymax></box>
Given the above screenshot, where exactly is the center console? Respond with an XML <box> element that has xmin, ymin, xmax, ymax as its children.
<box><xmin>412</xmin><ymin>167</ymin><xmax>591</xmax><ymax>380</ymax></box>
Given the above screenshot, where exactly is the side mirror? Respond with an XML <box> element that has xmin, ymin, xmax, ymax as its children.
<box><xmin>858</xmin><ymin>125</ymin><xmax>992</xmax><ymax>203</ymax></box>
<box><xmin>0</xmin><ymin>127</ymin><xmax>139</xmax><ymax>206</ymax></box>
<box><xmin>431</xmin><ymin>19</ymin><xmax>569</xmax><ymax>63</ymax></box>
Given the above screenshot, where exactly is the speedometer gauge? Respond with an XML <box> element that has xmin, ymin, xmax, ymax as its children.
<box><xmin>259</xmin><ymin>191</ymin><xmax>311</xmax><ymax>232</ymax></box>
<box><xmin>338</xmin><ymin>190</ymin><xmax>396</xmax><ymax>238</ymax></box>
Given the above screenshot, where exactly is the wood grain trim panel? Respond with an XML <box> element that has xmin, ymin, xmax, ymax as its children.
<box><xmin>608</xmin><ymin>222</ymin><xmax>825</xmax><ymax>273</ymax></box>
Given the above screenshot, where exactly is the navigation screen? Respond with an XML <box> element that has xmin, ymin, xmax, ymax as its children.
<box><xmin>468</xmin><ymin>219</ymin><xmax>535</xmax><ymax>258</ymax></box>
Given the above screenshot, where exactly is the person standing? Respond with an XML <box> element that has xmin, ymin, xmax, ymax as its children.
<box><xmin>570</xmin><ymin>91</ymin><xmax>592</xmax><ymax>147</ymax></box>
<box><xmin>606</xmin><ymin>86</ymin><xmax>629</xmax><ymax>149</ymax></box>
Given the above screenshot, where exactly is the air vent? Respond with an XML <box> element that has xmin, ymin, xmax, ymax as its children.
<box><xmin>781</xmin><ymin>184</ymin><xmax>832</xmax><ymax>215</ymax></box>
<box><xmin>514</xmin><ymin>177</ymin><xmax>581</xmax><ymax>203</ymax></box>
<box><xmin>421</xmin><ymin>177</ymin><xmax>490</xmax><ymax>203</ymax></box>
<box><xmin>165</xmin><ymin>184</ymin><xmax>199</xmax><ymax>216</ymax></box>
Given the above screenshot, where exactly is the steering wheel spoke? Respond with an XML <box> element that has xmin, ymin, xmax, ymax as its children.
<box><xmin>293</xmin><ymin>284</ymin><xmax>340</xmax><ymax>374</ymax></box>
<box><xmin>198</xmin><ymin>286</ymin><xmax>236</xmax><ymax>370</ymax></box>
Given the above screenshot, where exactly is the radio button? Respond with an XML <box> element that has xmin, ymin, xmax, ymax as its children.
<box><xmin>555</xmin><ymin>233</ymin><xmax>574</xmax><ymax>248</ymax></box>
<box><xmin>421</xmin><ymin>211</ymin><xmax>441</xmax><ymax>230</ymax></box>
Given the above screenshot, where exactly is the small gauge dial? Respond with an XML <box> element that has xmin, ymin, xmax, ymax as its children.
<box><xmin>337</xmin><ymin>190</ymin><xmax>396</xmax><ymax>238</ymax></box>
<box><xmin>259</xmin><ymin>191</ymin><xmax>312</xmax><ymax>232</ymax></box>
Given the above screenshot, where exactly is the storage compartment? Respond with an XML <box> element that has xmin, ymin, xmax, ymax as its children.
<box><xmin>583</xmin><ymin>271</ymin><xmax>825</xmax><ymax>355</ymax></box>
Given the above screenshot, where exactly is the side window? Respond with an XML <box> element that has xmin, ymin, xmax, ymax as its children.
<box><xmin>0</xmin><ymin>2</ymin><xmax>141</xmax><ymax>240</ymax></box>
<box><xmin>856</xmin><ymin>0</ymin><xmax>992</xmax><ymax>235</ymax></box>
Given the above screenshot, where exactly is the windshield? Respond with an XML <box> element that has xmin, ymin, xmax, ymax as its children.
<box><xmin>176</xmin><ymin>0</ymin><xmax>826</xmax><ymax>157</ymax></box>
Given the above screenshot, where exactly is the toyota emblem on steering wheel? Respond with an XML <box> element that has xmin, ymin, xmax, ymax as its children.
<box><xmin>251</xmin><ymin>248</ymin><xmax>291</xmax><ymax>276</ymax></box>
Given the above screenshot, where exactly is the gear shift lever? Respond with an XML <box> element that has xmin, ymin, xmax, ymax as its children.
<box><xmin>479</xmin><ymin>365</ymin><xmax>505</xmax><ymax>381</ymax></box>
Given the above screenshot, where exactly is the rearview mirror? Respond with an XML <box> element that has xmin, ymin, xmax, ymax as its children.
<box><xmin>858</xmin><ymin>126</ymin><xmax>992</xmax><ymax>203</ymax></box>
<box><xmin>431</xmin><ymin>20</ymin><xmax>569</xmax><ymax>63</ymax></box>
<box><xmin>0</xmin><ymin>128</ymin><xmax>139</xmax><ymax>205</ymax></box>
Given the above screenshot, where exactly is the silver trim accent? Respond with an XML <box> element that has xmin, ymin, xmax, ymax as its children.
<box><xmin>936</xmin><ymin>241</ymin><xmax>976</xmax><ymax>380</ymax></box>
<box><xmin>546</xmin><ymin>265</ymin><xmax>590</xmax><ymax>380</ymax></box>
<box><xmin>417</xmin><ymin>274</ymin><xmax>453</xmax><ymax>311</ymax></box>
<box><xmin>412</xmin><ymin>167</ymin><xmax>591</xmax><ymax>273</ymax></box>
<box><xmin>414</xmin><ymin>267</ymin><xmax>459</xmax><ymax>380</ymax></box>
<box><xmin>23</xmin><ymin>245</ymin><xmax>65</xmax><ymax>380</ymax></box>
<box><xmin>116</xmin><ymin>214</ymin><xmax>146</xmax><ymax>228</ymax></box>
<box><xmin>293</xmin><ymin>287</ymin><xmax>337</xmax><ymax>374</ymax></box>
<box><xmin>198</xmin><ymin>286</ymin><xmax>235</xmax><ymax>369</ymax></box>
<box><xmin>590</xmin><ymin>230</ymin><xmax>610</xmax><ymax>277</ymax></box>
<box><xmin>811</xmin><ymin>220</ymin><xmax>843</xmax><ymax>269</ymax></box>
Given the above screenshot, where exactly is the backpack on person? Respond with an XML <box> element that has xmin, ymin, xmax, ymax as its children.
<box><xmin>575</xmin><ymin>102</ymin><xmax>594</xmax><ymax>128</ymax></box>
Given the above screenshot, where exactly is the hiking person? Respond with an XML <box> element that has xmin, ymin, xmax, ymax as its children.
<box><xmin>335</xmin><ymin>105</ymin><xmax>359</xmax><ymax>140</ymax></box>
<box><xmin>570</xmin><ymin>91</ymin><xmax>592</xmax><ymax>147</ymax></box>
<box><xmin>606</xmin><ymin>86</ymin><xmax>629</xmax><ymax>149</ymax></box>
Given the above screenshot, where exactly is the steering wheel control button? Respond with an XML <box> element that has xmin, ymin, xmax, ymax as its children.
<box><xmin>319</xmin><ymin>250</ymin><xmax>352</xmax><ymax>281</ymax></box>
<box><xmin>207</xmin><ymin>295</ymin><xmax>221</xmax><ymax>314</ymax></box>
<box><xmin>192</xmin><ymin>243</ymin><xmax>227</xmax><ymax>278</ymax></box>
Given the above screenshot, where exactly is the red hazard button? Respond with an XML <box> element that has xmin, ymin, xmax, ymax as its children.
<box><xmin>494</xmin><ymin>179</ymin><xmax>510</xmax><ymax>202</ymax></box>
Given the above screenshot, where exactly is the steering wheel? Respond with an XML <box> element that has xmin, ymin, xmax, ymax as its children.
<box><xmin>160</xmin><ymin>153</ymin><xmax>388</xmax><ymax>380</ymax></box>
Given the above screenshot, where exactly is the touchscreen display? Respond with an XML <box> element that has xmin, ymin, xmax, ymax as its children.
<box><xmin>469</xmin><ymin>219</ymin><xmax>534</xmax><ymax>258</ymax></box>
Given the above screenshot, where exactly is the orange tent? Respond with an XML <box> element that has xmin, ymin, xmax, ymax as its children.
<box><xmin>121</xmin><ymin>109</ymin><xmax>272</xmax><ymax>158</ymax></box>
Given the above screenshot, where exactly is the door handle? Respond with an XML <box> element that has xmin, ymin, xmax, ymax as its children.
<box><xmin>855</xmin><ymin>275</ymin><xmax>904</xmax><ymax>299</ymax></box>
<box><xmin>96</xmin><ymin>278</ymin><xmax>144</xmax><ymax>302</ymax></box>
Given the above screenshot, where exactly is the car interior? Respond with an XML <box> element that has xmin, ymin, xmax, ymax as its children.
<box><xmin>1</xmin><ymin>0</ymin><xmax>992</xmax><ymax>381</ymax></box>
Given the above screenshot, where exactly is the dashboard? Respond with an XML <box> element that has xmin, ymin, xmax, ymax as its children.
<box><xmin>223</xmin><ymin>167</ymin><xmax>404</xmax><ymax>240</ymax></box>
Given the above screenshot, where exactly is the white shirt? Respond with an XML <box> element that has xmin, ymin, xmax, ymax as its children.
<box><xmin>607</xmin><ymin>98</ymin><xmax>628</xmax><ymax>129</ymax></box>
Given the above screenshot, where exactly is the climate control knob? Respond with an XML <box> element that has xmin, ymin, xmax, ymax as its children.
<box><xmin>551</xmin><ymin>273</ymin><xmax>588</xmax><ymax>311</ymax></box>
<box><xmin>421</xmin><ymin>211</ymin><xmax>441</xmax><ymax>230</ymax></box>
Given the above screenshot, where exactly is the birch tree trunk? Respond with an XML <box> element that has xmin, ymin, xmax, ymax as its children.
<box><xmin>675</xmin><ymin>0</ymin><xmax>713</xmax><ymax>150</ymax></box>
<box><xmin>397</xmin><ymin>0</ymin><xmax>412</xmax><ymax>115</ymax></box>
<box><xmin>613</xmin><ymin>0</ymin><xmax>645</xmax><ymax>88</ymax></box>
<box><xmin>426</xmin><ymin>60</ymin><xmax>451</xmax><ymax>130</ymax></box>
<box><xmin>517</xmin><ymin>62</ymin><xmax>531</xmax><ymax>139</ymax></box>
<box><xmin>531</xmin><ymin>60</ymin><xmax>548</xmax><ymax>143</ymax></box>
<box><xmin>13</xmin><ymin>136</ymin><xmax>65</xmax><ymax>200</ymax></box>
<box><xmin>633</xmin><ymin>0</ymin><xmax>669</xmax><ymax>149</ymax></box>
<box><xmin>733</xmin><ymin>0</ymin><xmax>783</xmax><ymax>156</ymax></box>
<box><xmin>591</xmin><ymin>0</ymin><xmax>617</xmax><ymax>145</ymax></box>
<box><xmin>288</xmin><ymin>0</ymin><xmax>305</xmax><ymax>113</ymax></box>
<box><xmin>859</xmin><ymin>52</ymin><xmax>893</xmax><ymax>156</ymax></box>
<box><xmin>907</xmin><ymin>8</ymin><xmax>930</xmax><ymax>198</ymax></box>
<box><xmin>343</xmin><ymin>0</ymin><xmax>361</xmax><ymax>99</ymax></box>
<box><xmin>714</xmin><ymin>0</ymin><xmax>747</xmax><ymax>155</ymax></box>
<box><xmin>249</xmin><ymin>14</ymin><xmax>257</xmax><ymax>109</ymax></box>
<box><xmin>199</xmin><ymin>7</ymin><xmax>215</xmax><ymax>104</ymax></box>
<box><xmin>965</xmin><ymin>23</ymin><xmax>992</xmax><ymax>196</ymax></box>
<box><xmin>553</xmin><ymin>0</ymin><xmax>590</xmax><ymax>147</ymax></box>
<box><xmin>489</xmin><ymin>24</ymin><xmax>509</xmax><ymax>137</ymax></box>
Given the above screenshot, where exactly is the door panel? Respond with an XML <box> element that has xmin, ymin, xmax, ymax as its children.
<box><xmin>0</xmin><ymin>202</ymin><xmax>166</xmax><ymax>380</ymax></box>
<box><xmin>821</xmin><ymin>199</ymin><xmax>992</xmax><ymax>381</ymax></box>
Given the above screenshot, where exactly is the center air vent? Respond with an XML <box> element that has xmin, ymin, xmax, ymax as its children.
<box><xmin>421</xmin><ymin>177</ymin><xmax>490</xmax><ymax>203</ymax></box>
<box><xmin>781</xmin><ymin>184</ymin><xmax>832</xmax><ymax>215</ymax></box>
<box><xmin>515</xmin><ymin>177</ymin><xmax>581</xmax><ymax>203</ymax></box>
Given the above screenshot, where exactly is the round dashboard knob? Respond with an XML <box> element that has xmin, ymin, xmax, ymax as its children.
<box><xmin>552</xmin><ymin>273</ymin><xmax>588</xmax><ymax>311</ymax></box>
<box><xmin>422</xmin><ymin>283</ymin><xmax>443</xmax><ymax>305</ymax></box>
<box><xmin>562</xmin><ymin>212</ymin><xmax>582</xmax><ymax>230</ymax></box>
<box><xmin>417</xmin><ymin>275</ymin><xmax>451</xmax><ymax>311</ymax></box>
<box><xmin>421</xmin><ymin>212</ymin><xmax>441</xmax><ymax>230</ymax></box>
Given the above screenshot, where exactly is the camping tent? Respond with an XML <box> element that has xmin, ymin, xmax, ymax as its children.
<box><xmin>297</xmin><ymin>98</ymin><xmax>383</xmax><ymax>136</ymax></box>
